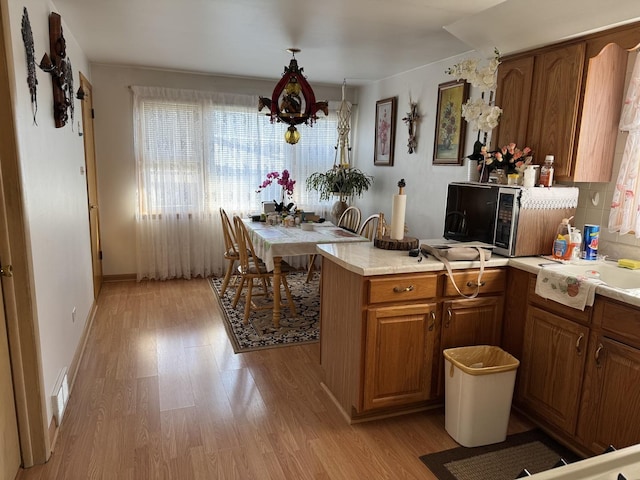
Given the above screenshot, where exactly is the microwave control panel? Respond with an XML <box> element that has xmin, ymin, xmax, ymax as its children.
<box><xmin>494</xmin><ymin>190</ymin><xmax>518</xmax><ymax>253</ymax></box>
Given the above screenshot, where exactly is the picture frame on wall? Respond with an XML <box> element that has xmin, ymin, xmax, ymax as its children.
<box><xmin>433</xmin><ymin>80</ymin><xmax>469</xmax><ymax>165</ymax></box>
<box><xmin>374</xmin><ymin>97</ymin><xmax>397</xmax><ymax>166</ymax></box>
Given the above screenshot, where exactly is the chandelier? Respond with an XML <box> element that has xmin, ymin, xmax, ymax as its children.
<box><xmin>259</xmin><ymin>48</ymin><xmax>328</xmax><ymax>144</ymax></box>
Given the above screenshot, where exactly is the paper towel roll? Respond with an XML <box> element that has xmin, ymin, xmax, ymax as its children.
<box><xmin>390</xmin><ymin>194</ymin><xmax>406</xmax><ymax>240</ymax></box>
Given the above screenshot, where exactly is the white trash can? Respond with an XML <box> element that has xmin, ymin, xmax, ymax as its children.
<box><xmin>443</xmin><ymin>345</ymin><xmax>520</xmax><ymax>448</ymax></box>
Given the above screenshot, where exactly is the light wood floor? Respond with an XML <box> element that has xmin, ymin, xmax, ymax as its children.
<box><xmin>18</xmin><ymin>278</ymin><xmax>533</xmax><ymax>480</ymax></box>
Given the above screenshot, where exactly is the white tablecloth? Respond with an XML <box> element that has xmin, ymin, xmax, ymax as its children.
<box><xmin>244</xmin><ymin>220</ymin><xmax>368</xmax><ymax>271</ymax></box>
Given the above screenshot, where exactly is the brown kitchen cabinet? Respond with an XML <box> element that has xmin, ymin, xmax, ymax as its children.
<box><xmin>437</xmin><ymin>268</ymin><xmax>505</xmax><ymax>395</ymax></box>
<box><xmin>576</xmin><ymin>298</ymin><xmax>640</xmax><ymax>453</ymax></box>
<box><xmin>363</xmin><ymin>302</ymin><xmax>439</xmax><ymax>411</ymax></box>
<box><xmin>492</xmin><ymin>55</ymin><xmax>534</xmax><ymax>150</ymax></box>
<box><xmin>518</xmin><ymin>305</ymin><xmax>589</xmax><ymax>434</ymax></box>
<box><xmin>319</xmin><ymin>257</ymin><xmax>507</xmax><ymax>421</ymax></box>
<box><xmin>440</xmin><ymin>295</ymin><xmax>503</xmax><ymax>351</ymax></box>
<box><xmin>493</xmin><ymin>23</ymin><xmax>637</xmax><ymax>182</ymax></box>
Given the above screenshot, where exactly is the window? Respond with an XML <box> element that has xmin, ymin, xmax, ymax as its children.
<box><xmin>131</xmin><ymin>86</ymin><xmax>340</xmax><ymax>280</ymax></box>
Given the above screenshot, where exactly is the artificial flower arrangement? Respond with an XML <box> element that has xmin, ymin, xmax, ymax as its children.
<box><xmin>256</xmin><ymin>169</ymin><xmax>296</xmax><ymax>212</ymax></box>
<box><xmin>476</xmin><ymin>143</ymin><xmax>533</xmax><ymax>182</ymax></box>
<box><xmin>446</xmin><ymin>49</ymin><xmax>503</xmax><ymax>133</ymax></box>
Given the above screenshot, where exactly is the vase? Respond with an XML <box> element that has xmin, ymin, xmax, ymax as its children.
<box><xmin>331</xmin><ymin>200</ymin><xmax>348</xmax><ymax>224</ymax></box>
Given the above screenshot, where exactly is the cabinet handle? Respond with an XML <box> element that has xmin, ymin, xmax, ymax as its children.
<box><xmin>576</xmin><ymin>333</ymin><xmax>584</xmax><ymax>356</ymax></box>
<box><xmin>466</xmin><ymin>280</ymin><xmax>486</xmax><ymax>288</ymax></box>
<box><xmin>445</xmin><ymin>308</ymin><xmax>452</xmax><ymax>328</ymax></box>
<box><xmin>393</xmin><ymin>285</ymin><xmax>414</xmax><ymax>293</ymax></box>
<box><xmin>595</xmin><ymin>343</ymin><xmax>604</xmax><ymax>368</ymax></box>
<box><xmin>429</xmin><ymin>311</ymin><xmax>436</xmax><ymax>331</ymax></box>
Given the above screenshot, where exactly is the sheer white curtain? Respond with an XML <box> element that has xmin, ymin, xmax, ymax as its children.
<box><xmin>132</xmin><ymin>86</ymin><xmax>339</xmax><ymax>280</ymax></box>
<box><xmin>609</xmin><ymin>51</ymin><xmax>640</xmax><ymax>236</ymax></box>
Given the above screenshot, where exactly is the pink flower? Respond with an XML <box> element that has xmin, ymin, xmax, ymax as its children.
<box><xmin>256</xmin><ymin>169</ymin><xmax>296</xmax><ymax>197</ymax></box>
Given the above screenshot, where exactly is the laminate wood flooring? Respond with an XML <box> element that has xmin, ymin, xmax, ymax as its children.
<box><xmin>18</xmin><ymin>278</ymin><xmax>533</xmax><ymax>480</ymax></box>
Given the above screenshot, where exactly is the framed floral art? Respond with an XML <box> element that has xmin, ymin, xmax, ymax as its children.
<box><xmin>374</xmin><ymin>97</ymin><xmax>397</xmax><ymax>166</ymax></box>
<box><xmin>433</xmin><ymin>80</ymin><xmax>469</xmax><ymax>165</ymax></box>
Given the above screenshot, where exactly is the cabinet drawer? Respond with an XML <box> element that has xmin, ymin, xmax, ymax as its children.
<box><xmin>594</xmin><ymin>298</ymin><xmax>640</xmax><ymax>349</ymax></box>
<box><xmin>443</xmin><ymin>268</ymin><xmax>505</xmax><ymax>297</ymax></box>
<box><xmin>528</xmin><ymin>277</ymin><xmax>591</xmax><ymax>324</ymax></box>
<box><xmin>368</xmin><ymin>274</ymin><xmax>438</xmax><ymax>304</ymax></box>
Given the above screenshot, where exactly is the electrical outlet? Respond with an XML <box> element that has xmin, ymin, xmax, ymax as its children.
<box><xmin>72</xmin><ymin>307</ymin><xmax>76</xmax><ymax>323</ymax></box>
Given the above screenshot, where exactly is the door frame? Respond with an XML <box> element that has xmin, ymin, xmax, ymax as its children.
<box><xmin>0</xmin><ymin>0</ymin><xmax>49</xmax><ymax>467</ymax></box>
<box><xmin>79</xmin><ymin>73</ymin><xmax>103</xmax><ymax>299</ymax></box>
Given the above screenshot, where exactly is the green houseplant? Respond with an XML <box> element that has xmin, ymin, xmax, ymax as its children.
<box><xmin>306</xmin><ymin>166</ymin><xmax>373</xmax><ymax>221</ymax></box>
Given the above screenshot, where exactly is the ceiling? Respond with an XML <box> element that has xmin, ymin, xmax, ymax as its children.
<box><xmin>53</xmin><ymin>0</ymin><xmax>640</xmax><ymax>87</ymax></box>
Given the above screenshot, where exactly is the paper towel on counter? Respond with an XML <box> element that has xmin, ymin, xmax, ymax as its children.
<box><xmin>390</xmin><ymin>194</ymin><xmax>406</xmax><ymax>240</ymax></box>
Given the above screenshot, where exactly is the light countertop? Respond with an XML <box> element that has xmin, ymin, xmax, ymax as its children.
<box><xmin>316</xmin><ymin>242</ymin><xmax>640</xmax><ymax>308</ymax></box>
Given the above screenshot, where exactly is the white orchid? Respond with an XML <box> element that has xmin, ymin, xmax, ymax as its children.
<box><xmin>447</xmin><ymin>49</ymin><xmax>502</xmax><ymax>132</ymax></box>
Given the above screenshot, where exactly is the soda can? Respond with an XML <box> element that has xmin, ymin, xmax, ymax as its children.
<box><xmin>583</xmin><ymin>224</ymin><xmax>600</xmax><ymax>260</ymax></box>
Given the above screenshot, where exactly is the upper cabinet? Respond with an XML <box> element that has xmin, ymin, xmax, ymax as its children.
<box><xmin>493</xmin><ymin>22</ymin><xmax>640</xmax><ymax>182</ymax></box>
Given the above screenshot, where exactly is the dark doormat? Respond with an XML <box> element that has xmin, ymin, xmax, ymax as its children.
<box><xmin>419</xmin><ymin>429</ymin><xmax>582</xmax><ymax>480</ymax></box>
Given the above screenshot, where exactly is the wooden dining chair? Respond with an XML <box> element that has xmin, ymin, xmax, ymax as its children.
<box><xmin>232</xmin><ymin>215</ymin><xmax>297</xmax><ymax>325</ymax></box>
<box><xmin>358</xmin><ymin>213</ymin><xmax>382</xmax><ymax>241</ymax></box>
<box><xmin>219</xmin><ymin>207</ymin><xmax>240</xmax><ymax>296</ymax></box>
<box><xmin>337</xmin><ymin>206</ymin><xmax>361</xmax><ymax>233</ymax></box>
<box><xmin>306</xmin><ymin>205</ymin><xmax>362</xmax><ymax>282</ymax></box>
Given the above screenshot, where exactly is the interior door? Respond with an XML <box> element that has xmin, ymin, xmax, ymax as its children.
<box><xmin>79</xmin><ymin>73</ymin><xmax>102</xmax><ymax>299</ymax></box>
<box><xmin>0</xmin><ymin>274</ymin><xmax>20</xmax><ymax>480</ymax></box>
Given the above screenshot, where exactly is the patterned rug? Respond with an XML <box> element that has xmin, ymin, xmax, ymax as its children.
<box><xmin>419</xmin><ymin>430</ymin><xmax>581</xmax><ymax>480</ymax></box>
<box><xmin>209</xmin><ymin>272</ymin><xmax>320</xmax><ymax>353</ymax></box>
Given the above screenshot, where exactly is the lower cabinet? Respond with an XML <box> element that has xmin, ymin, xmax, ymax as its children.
<box><xmin>441</xmin><ymin>296</ymin><xmax>504</xmax><ymax>350</ymax></box>
<box><xmin>363</xmin><ymin>303</ymin><xmax>439</xmax><ymax>411</ymax></box>
<box><xmin>519</xmin><ymin>305</ymin><xmax>589</xmax><ymax>434</ymax></box>
<box><xmin>319</xmin><ymin>258</ymin><xmax>506</xmax><ymax>421</ymax></box>
<box><xmin>515</xmin><ymin>283</ymin><xmax>640</xmax><ymax>456</ymax></box>
<box><xmin>576</xmin><ymin>298</ymin><xmax>640</xmax><ymax>453</ymax></box>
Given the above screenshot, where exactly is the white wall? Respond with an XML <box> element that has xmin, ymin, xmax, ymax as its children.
<box><xmin>90</xmin><ymin>65</ymin><xmax>346</xmax><ymax>276</ymax></box>
<box><xmin>6</xmin><ymin>0</ymin><xmax>94</xmax><ymax>423</ymax></box>
<box><xmin>352</xmin><ymin>55</ymin><xmax>479</xmax><ymax>241</ymax></box>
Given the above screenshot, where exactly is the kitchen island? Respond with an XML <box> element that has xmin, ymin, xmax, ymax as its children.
<box><xmin>316</xmin><ymin>242</ymin><xmax>509</xmax><ymax>422</ymax></box>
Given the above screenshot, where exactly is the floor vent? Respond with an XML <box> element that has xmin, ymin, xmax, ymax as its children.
<box><xmin>52</xmin><ymin>367</ymin><xmax>69</xmax><ymax>426</ymax></box>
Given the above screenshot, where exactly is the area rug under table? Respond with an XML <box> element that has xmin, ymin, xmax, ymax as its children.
<box><xmin>209</xmin><ymin>272</ymin><xmax>319</xmax><ymax>353</ymax></box>
<box><xmin>420</xmin><ymin>429</ymin><xmax>581</xmax><ymax>480</ymax></box>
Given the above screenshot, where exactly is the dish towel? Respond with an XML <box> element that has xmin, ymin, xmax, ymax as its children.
<box><xmin>535</xmin><ymin>268</ymin><xmax>602</xmax><ymax>311</ymax></box>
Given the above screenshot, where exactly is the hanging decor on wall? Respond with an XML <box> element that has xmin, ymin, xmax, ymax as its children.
<box><xmin>21</xmin><ymin>7</ymin><xmax>38</xmax><ymax>125</ymax></box>
<box><xmin>258</xmin><ymin>48</ymin><xmax>328</xmax><ymax>144</ymax></box>
<box><xmin>374</xmin><ymin>96</ymin><xmax>397</xmax><ymax>166</ymax></box>
<box><xmin>402</xmin><ymin>100</ymin><xmax>421</xmax><ymax>154</ymax></box>
<box><xmin>38</xmin><ymin>12</ymin><xmax>73</xmax><ymax>128</ymax></box>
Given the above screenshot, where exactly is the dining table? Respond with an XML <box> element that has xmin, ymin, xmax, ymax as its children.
<box><xmin>243</xmin><ymin>219</ymin><xmax>370</xmax><ymax>327</ymax></box>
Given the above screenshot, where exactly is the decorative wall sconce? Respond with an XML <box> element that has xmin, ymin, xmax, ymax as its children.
<box><xmin>258</xmin><ymin>48</ymin><xmax>328</xmax><ymax>144</ymax></box>
<box><xmin>402</xmin><ymin>100</ymin><xmax>421</xmax><ymax>154</ymax></box>
<box><xmin>39</xmin><ymin>12</ymin><xmax>73</xmax><ymax>128</ymax></box>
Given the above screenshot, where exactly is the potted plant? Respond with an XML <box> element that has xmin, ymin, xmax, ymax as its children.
<box><xmin>306</xmin><ymin>166</ymin><xmax>374</xmax><ymax>221</ymax></box>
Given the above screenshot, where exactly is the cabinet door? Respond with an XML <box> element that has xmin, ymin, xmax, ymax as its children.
<box><xmin>438</xmin><ymin>296</ymin><xmax>504</xmax><ymax>396</ymax></box>
<box><xmin>577</xmin><ymin>334</ymin><xmax>640</xmax><ymax>454</ymax></box>
<box><xmin>493</xmin><ymin>56</ymin><xmax>534</xmax><ymax>150</ymax></box>
<box><xmin>363</xmin><ymin>303</ymin><xmax>438</xmax><ymax>411</ymax></box>
<box><xmin>527</xmin><ymin>42</ymin><xmax>585</xmax><ymax>180</ymax></box>
<box><xmin>520</xmin><ymin>306</ymin><xmax>589</xmax><ymax>434</ymax></box>
<box><xmin>441</xmin><ymin>296</ymin><xmax>503</xmax><ymax>351</ymax></box>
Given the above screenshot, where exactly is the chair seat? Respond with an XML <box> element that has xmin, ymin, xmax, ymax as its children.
<box><xmin>238</xmin><ymin>259</ymin><xmax>294</xmax><ymax>275</ymax></box>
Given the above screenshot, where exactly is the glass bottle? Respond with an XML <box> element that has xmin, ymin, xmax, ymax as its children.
<box><xmin>539</xmin><ymin>155</ymin><xmax>554</xmax><ymax>187</ymax></box>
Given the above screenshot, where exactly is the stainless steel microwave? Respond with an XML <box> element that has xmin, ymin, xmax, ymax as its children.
<box><xmin>443</xmin><ymin>182</ymin><xmax>576</xmax><ymax>257</ymax></box>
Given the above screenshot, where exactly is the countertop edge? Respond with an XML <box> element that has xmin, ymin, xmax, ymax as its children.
<box><xmin>316</xmin><ymin>243</ymin><xmax>640</xmax><ymax>307</ymax></box>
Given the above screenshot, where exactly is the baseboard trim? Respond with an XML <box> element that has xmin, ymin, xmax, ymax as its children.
<box><xmin>103</xmin><ymin>273</ymin><xmax>136</xmax><ymax>282</ymax></box>
<box><xmin>49</xmin><ymin>298</ymin><xmax>98</xmax><ymax>450</ymax></box>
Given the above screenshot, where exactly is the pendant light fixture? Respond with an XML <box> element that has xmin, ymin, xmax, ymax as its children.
<box><xmin>259</xmin><ymin>48</ymin><xmax>328</xmax><ymax>144</ymax></box>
